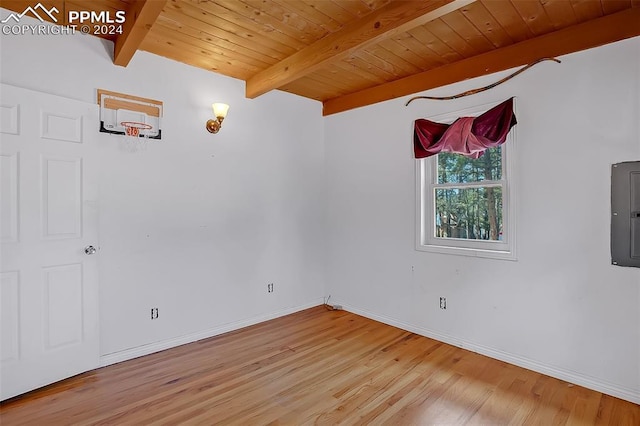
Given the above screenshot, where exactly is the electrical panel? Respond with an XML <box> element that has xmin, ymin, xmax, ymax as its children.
<box><xmin>611</xmin><ymin>161</ymin><xmax>640</xmax><ymax>268</ymax></box>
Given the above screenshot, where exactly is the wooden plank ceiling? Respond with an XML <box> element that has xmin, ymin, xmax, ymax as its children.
<box><xmin>1</xmin><ymin>0</ymin><xmax>639</xmax><ymax>115</ymax></box>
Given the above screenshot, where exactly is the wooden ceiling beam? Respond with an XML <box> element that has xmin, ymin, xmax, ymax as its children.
<box><xmin>113</xmin><ymin>0</ymin><xmax>167</xmax><ymax>67</ymax></box>
<box><xmin>245</xmin><ymin>0</ymin><xmax>475</xmax><ymax>99</ymax></box>
<box><xmin>322</xmin><ymin>7</ymin><xmax>640</xmax><ymax>116</ymax></box>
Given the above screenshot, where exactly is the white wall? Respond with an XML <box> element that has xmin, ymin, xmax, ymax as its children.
<box><xmin>0</xmin><ymin>19</ymin><xmax>326</xmax><ymax>358</ymax></box>
<box><xmin>325</xmin><ymin>37</ymin><xmax>640</xmax><ymax>403</ymax></box>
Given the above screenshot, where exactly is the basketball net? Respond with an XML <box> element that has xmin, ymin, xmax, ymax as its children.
<box><xmin>121</xmin><ymin>121</ymin><xmax>151</xmax><ymax>153</ymax></box>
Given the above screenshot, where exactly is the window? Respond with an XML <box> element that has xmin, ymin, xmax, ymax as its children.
<box><xmin>416</xmin><ymin>105</ymin><xmax>516</xmax><ymax>260</ymax></box>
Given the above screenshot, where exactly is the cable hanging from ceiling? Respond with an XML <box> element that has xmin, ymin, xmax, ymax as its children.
<box><xmin>405</xmin><ymin>57</ymin><xmax>561</xmax><ymax>105</ymax></box>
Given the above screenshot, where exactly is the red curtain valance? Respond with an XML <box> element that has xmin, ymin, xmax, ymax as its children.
<box><xmin>413</xmin><ymin>98</ymin><xmax>517</xmax><ymax>159</ymax></box>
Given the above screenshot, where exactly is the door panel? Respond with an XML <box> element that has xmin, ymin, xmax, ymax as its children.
<box><xmin>43</xmin><ymin>263</ymin><xmax>83</xmax><ymax>349</ymax></box>
<box><xmin>42</xmin><ymin>156</ymin><xmax>82</xmax><ymax>239</ymax></box>
<box><xmin>0</xmin><ymin>104</ymin><xmax>19</xmax><ymax>135</ymax></box>
<box><xmin>40</xmin><ymin>110</ymin><xmax>83</xmax><ymax>143</ymax></box>
<box><xmin>0</xmin><ymin>84</ymin><xmax>99</xmax><ymax>400</ymax></box>
<box><xmin>1</xmin><ymin>153</ymin><xmax>18</xmax><ymax>243</ymax></box>
<box><xmin>1</xmin><ymin>271</ymin><xmax>20</xmax><ymax>363</ymax></box>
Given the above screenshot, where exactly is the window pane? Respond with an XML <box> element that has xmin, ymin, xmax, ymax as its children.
<box><xmin>437</xmin><ymin>146</ymin><xmax>502</xmax><ymax>184</ymax></box>
<box><xmin>434</xmin><ymin>187</ymin><xmax>503</xmax><ymax>240</ymax></box>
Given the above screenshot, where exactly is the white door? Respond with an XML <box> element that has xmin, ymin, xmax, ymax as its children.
<box><xmin>0</xmin><ymin>84</ymin><xmax>99</xmax><ymax>400</ymax></box>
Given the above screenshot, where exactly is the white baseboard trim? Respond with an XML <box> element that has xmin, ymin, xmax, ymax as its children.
<box><xmin>340</xmin><ymin>302</ymin><xmax>640</xmax><ymax>405</ymax></box>
<box><xmin>100</xmin><ymin>298</ymin><xmax>324</xmax><ymax>368</ymax></box>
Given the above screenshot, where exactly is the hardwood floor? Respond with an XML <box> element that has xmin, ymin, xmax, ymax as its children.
<box><xmin>1</xmin><ymin>306</ymin><xmax>638</xmax><ymax>425</ymax></box>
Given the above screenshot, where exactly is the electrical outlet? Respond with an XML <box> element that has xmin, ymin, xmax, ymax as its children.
<box><xmin>151</xmin><ymin>308</ymin><xmax>159</xmax><ymax>319</ymax></box>
<box><xmin>439</xmin><ymin>297</ymin><xmax>447</xmax><ymax>310</ymax></box>
<box><xmin>267</xmin><ymin>283</ymin><xmax>274</xmax><ymax>293</ymax></box>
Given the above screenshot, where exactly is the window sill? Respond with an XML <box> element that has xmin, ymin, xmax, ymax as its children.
<box><xmin>416</xmin><ymin>243</ymin><xmax>517</xmax><ymax>261</ymax></box>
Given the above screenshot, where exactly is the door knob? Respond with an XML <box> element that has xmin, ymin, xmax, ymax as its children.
<box><xmin>84</xmin><ymin>245</ymin><xmax>97</xmax><ymax>255</ymax></box>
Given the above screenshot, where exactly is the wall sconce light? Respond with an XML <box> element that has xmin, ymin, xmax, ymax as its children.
<box><xmin>206</xmin><ymin>103</ymin><xmax>230</xmax><ymax>134</ymax></box>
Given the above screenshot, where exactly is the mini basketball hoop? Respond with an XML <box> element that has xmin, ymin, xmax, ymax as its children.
<box><xmin>120</xmin><ymin>121</ymin><xmax>153</xmax><ymax>152</ymax></box>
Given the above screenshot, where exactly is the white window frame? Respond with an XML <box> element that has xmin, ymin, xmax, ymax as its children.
<box><xmin>415</xmin><ymin>101</ymin><xmax>517</xmax><ymax>260</ymax></box>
